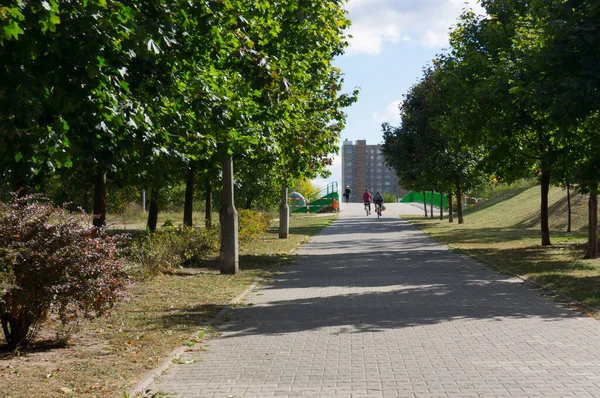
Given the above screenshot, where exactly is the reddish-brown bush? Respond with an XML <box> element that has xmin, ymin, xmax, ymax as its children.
<box><xmin>0</xmin><ymin>195</ymin><xmax>127</xmax><ymax>349</ymax></box>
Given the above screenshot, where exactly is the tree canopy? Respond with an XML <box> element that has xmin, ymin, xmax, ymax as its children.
<box><xmin>382</xmin><ymin>0</ymin><xmax>599</xmax><ymax>256</ymax></box>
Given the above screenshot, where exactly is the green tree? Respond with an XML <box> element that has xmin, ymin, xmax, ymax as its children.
<box><xmin>382</xmin><ymin>69</ymin><xmax>461</xmax><ymax>220</ymax></box>
<box><xmin>522</xmin><ymin>0</ymin><xmax>600</xmax><ymax>257</ymax></box>
<box><xmin>0</xmin><ymin>1</ymin><xmax>66</xmax><ymax>195</ymax></box>
<box><xmin>443</xmin><ymin>3</ymin><xmax>559</xmax><ymax>245</ymax></box>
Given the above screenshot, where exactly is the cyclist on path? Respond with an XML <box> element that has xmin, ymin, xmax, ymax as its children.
<box><xmin>362</xmin><ymin>189</ymin><xmax>372</xmax><ymax>215</ymax></box>
<box><xmin>373</xmin><ymin>191</ymin><xmax>384</xmax><ymax>216</ymax></box>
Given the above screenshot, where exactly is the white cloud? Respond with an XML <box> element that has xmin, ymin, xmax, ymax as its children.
<box><xmin>373</xmin><ymin>100</ymin><xmax>401</xmax><ymax>123</ymax></box>
<box><xmin>344</xmin><ymin>0</ymin><xmax>484</xmax><ymax>55</ymax></box>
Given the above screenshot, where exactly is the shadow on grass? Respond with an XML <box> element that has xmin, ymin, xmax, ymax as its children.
<box><xmin>149</xmin><ymin>255</ymin><xmax>295</xmax><ymax>331</ymax></box>
<box><xmin>514</xmin><ymin>195</ymin><xmax>567</xmax><ymax>229</ymax></box>
<box><xmin>153</xmin><ymin>304</ymin><xmax>228</xmax><ymax>330</ymax></box>
<box><xmin>0</xmin><ymin>339</ymin><xmax>69</xmax><ymax>358</ymax></box>
<box><xmin>514</xmin><ymin>195</ymin><xmax>590</xmax><ymax>232</ymax></box>
<box><xmin>184</xmin><ymin>254</ymin><xmax>296</xmax><ymax>272</ymax></box>
<box><xmin>533</xmin><ymin>274</ymin><xmax>600</xmax><ymax>307</ymax></box>
<box><xmin>465</xmin><ymin>244</ymin><xmax>595</xmax><ymax>274</ymax></box>
<box><xmin>427</xmin><ymin>227</ymin><xmax>541</xmax><ymax>245</ymax></box>
<box><xmin>266</xmin><ymin>219</ymin><xmax>337</xmax><ymax>237</ymax></box>
<box><xmin>411</xmin><ymin>221</ymin><xmax>588</xmax><ymax>247</ymax></box>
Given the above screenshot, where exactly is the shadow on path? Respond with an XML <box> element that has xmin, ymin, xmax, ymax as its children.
<box><xmin>160</xmin><ymin>214</ymin><xmax>580</xmax><ymax>338</ymax></box>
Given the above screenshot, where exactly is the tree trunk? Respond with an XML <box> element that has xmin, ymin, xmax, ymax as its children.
<box><xmin>430</xmin><ymin>190</ymin><xmax>434</xmax><ymax>219</ymax></box>
<box><xmin>540</xmin><ymin>166</ymin><xmax>551</xmax><ymax>246</ymax></box>
<box><xmin>448</xmin><ymin>193</ymin><xmax>453</xmax><ymax>223</ymax></box>
<box><xmin>93</xmin><ymin>170</ymin><xmax>107</xmax><ymax>227</ymax></box>
<box><xmin>205</xmin><ymin>182</ymin><xmax>213</xmax><ymax>228</ymax></box>
<box><xmin>439</xmin><ymin>195</ymin><xmax>443</xmax><ymax>220</ymax></box>
<box><xmin>423</xmin><ymin>191</ymin><xmax>428</xmax><ymax>217</ymax></box>
<box><xmin>279</xmin><ymin>184</ymin><xmax>289</xmax><ymax>239</ymax></box>
<box><xmin>584</xmin><ymin>193</ymin><xmax>598</xmax><ymax>259</ymax></box>
<box><xmin>245</xmin><ymin>197</ymin><xmax>252</xmax><ymax>210</ymax></box>
<box><xmin>456</xmin><ymin>179</ymin><xmax>464</xmax><ymax>224</ymax></box>
<box><xmin>1</xmin><ymin>312</ymin><xmax>34</xmax><ymax>349</ymax></box>
<box><xmin>183</xmin><ymin>162</ymin><xmax>196</xmax><ymax>227</ymax></box>
<box><xmin>566</xmin><ymin>183</ymin><xmax>572</xmax><ymax>233</ymax></box>
<box><xmin>147</xmin><ymin>188</ymin><xmax>159</xmax><ymax>232</ymax></box>
<box><xmin>220</xmin><ymin>154</ymin><xmax>239</xmax><ymax>274</ymax></box>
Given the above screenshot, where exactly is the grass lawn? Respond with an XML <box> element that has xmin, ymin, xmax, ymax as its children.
<box><xmin>106</xmin><ymin>210</ymin><xmax>222</xmax><ymax>230</ymax></box>
<box><xmin>402</xmin><ymin>186</ymin><xmax>600</xmax><ymax>312</ymax></box>
<box><xmin>0</xmin><ymin>213</ymin><xmax>336</xmax><ymax>398</ymax></box>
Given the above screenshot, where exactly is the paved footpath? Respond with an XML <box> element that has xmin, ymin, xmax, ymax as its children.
<box><xmin>147</xmin><ymin>203</ymin><xmax>600</xmax><ymax>397</ymax></box>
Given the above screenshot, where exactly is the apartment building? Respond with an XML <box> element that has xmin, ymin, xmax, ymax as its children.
<box><xmin>341</xmin><ymin>139</ymin><xmax>400</xmax><ymax>202</ymax></box>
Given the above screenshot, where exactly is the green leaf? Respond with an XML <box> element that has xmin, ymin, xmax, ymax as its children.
<box><xmin>2</xmin><ymin>21</ymin><xmax>24</xmax><ymax>41</ymax></box>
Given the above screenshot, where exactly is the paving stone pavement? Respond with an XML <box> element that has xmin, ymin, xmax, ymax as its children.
<box><xmin>147</xmin><ymin>203</ymin><xmax>600</xmax><ymax>398</ymax></box>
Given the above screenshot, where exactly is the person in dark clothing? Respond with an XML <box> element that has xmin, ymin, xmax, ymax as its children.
<box><xmin>373</xmin><ymin>191</ymin><xmax>384</xmax><ymax>216</ymax></box>
<box><xmin>344</xmin><ymin>186</ymin><xmax>351</xmax><ymax>203</ymax></box>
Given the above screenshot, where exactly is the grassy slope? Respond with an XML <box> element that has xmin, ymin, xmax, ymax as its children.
<box><xmin>404</xmin><ymin>185</ymin><xmax>600</xmax><ymax>310</ymax></box>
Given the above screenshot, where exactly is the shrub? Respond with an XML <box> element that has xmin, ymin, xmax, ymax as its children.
<box><xmin>128</xmin><ymin>210</ymin><xmax>271</xmax><ymax>277</ymax></box>
<box><xmin>382</xmin><ymin>192</ymin><xmax>397</xmax><ymax>203</ymax></box>
<box><xmin>0</xmin><ymin>195</ymin><xmax>127</xmax><ymax>349</ymax></box>
<box><xmin>238</xmin><ymin>209</ymin><xmax>272</xmax><ymax>243</ymax></box>
<box><xmin>129</xmin><ymin>226</ymin><xmax>219</xmax><ymax>276</ymax></box>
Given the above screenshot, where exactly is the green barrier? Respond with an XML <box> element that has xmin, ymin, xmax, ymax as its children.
<box><xmin>400</xmin><ymin>191</ymin><xmax>447</xmax><ymax>208</ymax></box>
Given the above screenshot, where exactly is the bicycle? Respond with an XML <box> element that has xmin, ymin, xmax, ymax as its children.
<box><xmin>364</xmin><ymin>201</ymin><xmax>371</xmax><ymax>216</ymax></box>
<box><xmin>374</xmin><ymin>202</ymin><xmax>383</xmax><ymax>218</ymax></box>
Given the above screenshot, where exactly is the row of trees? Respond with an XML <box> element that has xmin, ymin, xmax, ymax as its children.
<box><xmin>1</xmin><ymin>1</ymin><xmax>358</xmax><ymax>272</ymax></box>
<box><xmin>382</xmin><ymin>0</ymin><xmax>599</xmax><ymax>258</ymax></box>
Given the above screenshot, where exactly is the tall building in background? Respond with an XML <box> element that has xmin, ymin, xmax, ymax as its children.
<box><xmin>341</xmin><ymin>139</ymin><xmax>400</xmax><ymax>202</ymax></box>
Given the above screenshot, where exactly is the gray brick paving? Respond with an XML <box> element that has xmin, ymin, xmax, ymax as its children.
<box><xmin>147</xmin><ymin>203</ymin><xmax>600</xmax><ymax>397</ymax></box>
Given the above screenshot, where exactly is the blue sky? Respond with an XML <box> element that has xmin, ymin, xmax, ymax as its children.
<box><xmin>313</xmin><ymin>0</ymin><xmax>484</xmax><ymax>188</ymax></box>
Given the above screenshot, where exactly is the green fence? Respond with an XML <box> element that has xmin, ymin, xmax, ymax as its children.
<box><xmin>400</xmin><ymin>191</ymin><xmax>447</xmax><ymax>209</ymax></box>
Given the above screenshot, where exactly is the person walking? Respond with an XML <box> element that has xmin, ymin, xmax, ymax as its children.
<box><xmin>344</xmin><ymin>186</ymin><xmax>351</xmax><ymax>203</ymax></box>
